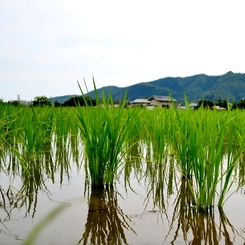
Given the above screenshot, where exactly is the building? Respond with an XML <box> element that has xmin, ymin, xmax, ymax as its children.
<box><xmin>148</xmin><ymin>95</ymin><xmax>177</xmax><ymax>108</ymax></box>
<box><xmin>130</xmin><ymin>98</ymin><xmax>151</xmax><ymax>107</ymax></box>
<box><xmin>130</xmin><ymin>96</ymin><xmax>177</xmax><ymax>109</ymax></box>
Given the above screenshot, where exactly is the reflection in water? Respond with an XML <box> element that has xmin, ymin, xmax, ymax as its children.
<box><xmin>144</xmin><ymin>154</ymin><xmax>177</xmax><ymax>215</ymax></box>
<box><xmin>0</xmin><ymin>158</ymin><xmax>52</xmax><ymax>231</ymax></box>
<box><xmin>237</xmin><ymin>152</ymin><xmax>245</xmax><ymax>191</ymax></box>
<box><xmin>0</xmin><ymin>143</ymin><xmax>72</xmax><ymax>238</ymax></box>
<box><xmin>78</xmin><ymin>187</ymin><xmax>136</xmax><ymax>245</ymax></box>
<box><xmin>0</xmin><ymin>185</ymin><xmax>26</xmax><ymax>221</ymax></box>
<box><xmin>166</xmin><ymin>178</ymin><xmax>245</xmax><ymax>244</ymax></box>
<box><xmin>124</xmin><ymin>140</ymin><xmax>145</xmax><ymax>190</ymax></box>
<box><xmin>1</xmin><ymin>133</ymin><xmax>245</xmax><ymax>244</ymax></box>
<box><xmin>0</xmin><ymin>177</ymin><xmax>41</xmax><ymax>240</ymax></box>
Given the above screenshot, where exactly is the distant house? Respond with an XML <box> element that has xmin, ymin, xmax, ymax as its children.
<box><xmin>189</xmin><ymin>102</ymin><xmax>198</xmax><ymax>109</ymax></box>
<box><xmin>177</xmin><ymin>103</ymin><xmax>198</xmax><ymax>110</ymax></box>
<box><xmin>211</xmin><ymin>105</ymin><xmax>226</xmax><ymax>111</ymax></box>
<box><xmin>130</xmin><ymin>98</ymin><xmax>151</xmax><ymax>107</ymax></box>
<box><xmin>149</xmin><ymin>95</ymin><xmax>177</xmax><ymax>109</ymax></box>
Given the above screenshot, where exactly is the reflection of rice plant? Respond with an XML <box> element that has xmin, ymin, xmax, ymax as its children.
<box><xmin>144</xmin><ymin>155</ymin><xmax>177</xmax><ymax>214</ymax></box>
<box><xmin>124</xmin><ymin>139</ymin><xmax>144</xmax><ymax>190</ymax></box>
<box><xmin>77</xmin><ymin>80</ymin><xmax>134</xmax><ymax>189</ymax></box>
<box><xmin>78</xmin><ymin>188</ymin><xmax>135</xmax><ymax>245</ymax></box>
<box><xmin>0</xmin><ymin>185</ymin><xmax>27</xmax><ymax>219</ymax></box>
<box><xmin>166</xmin><ymin>178</ymin><xmax>242</xmax><ymax>244</ymax></box>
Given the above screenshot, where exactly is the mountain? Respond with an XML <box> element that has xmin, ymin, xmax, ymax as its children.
<box><xmin>51</xmin><ymin>71</ymin><xmax>245</xmax><ymax>104</ymax></box>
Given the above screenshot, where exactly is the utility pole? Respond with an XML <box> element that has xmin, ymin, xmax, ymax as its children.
<box><xmin>17</xmin><ymin>95</ymin><xmax>21</xmax><ymax>104</ymax></box>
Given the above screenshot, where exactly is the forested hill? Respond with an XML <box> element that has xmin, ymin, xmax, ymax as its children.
<box><xmin>51</xmin><ymin>71</ymin><xmax>245</xmax><ymax>104</ymax></box>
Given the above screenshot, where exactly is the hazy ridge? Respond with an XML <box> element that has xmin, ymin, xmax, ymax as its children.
<box><xmin>51</xmin><ymin>71</ymin><xmax>245</xmax><ymax>104</ymax></box>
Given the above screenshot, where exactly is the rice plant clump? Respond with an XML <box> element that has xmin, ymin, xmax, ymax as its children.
<box><xmin>77</xmin><ymin>80</ymin><xmax>134</xmax><ymax>189</ymax></box>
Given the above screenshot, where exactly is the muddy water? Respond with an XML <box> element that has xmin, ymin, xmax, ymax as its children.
<box><xmin>1</xmin><ymin>162</ymin><xmax>245</xmax><ymax>245</ymax></box>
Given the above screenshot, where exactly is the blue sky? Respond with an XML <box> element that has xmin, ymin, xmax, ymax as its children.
<box><xmin>1</xmin><ymin>0</ymin><xmax>245</xmax><ymax>101</ymax></box>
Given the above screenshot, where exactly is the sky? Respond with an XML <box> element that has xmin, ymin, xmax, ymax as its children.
<box><xmin>1</xmin><ymin>1</ymin><xmax>245</xmax><ymax>101</ymax></box>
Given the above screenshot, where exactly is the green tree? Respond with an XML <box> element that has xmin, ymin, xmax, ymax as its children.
<box><xmin>215</xmin><ymin>99</ymin><xmax>228</xmax><ymax>109</ymax></box>
<box><xmin>8</xmin><ymin>100</ymin><xmax>20</xmax><ymax>106</ymax></box>
<box><xmin>197</xmin><ymin>99</ymin><xmax>214</xmax><ymax>109</ymax></box>
<box><xmin>63</xmin><ymin>96</ymin><xmax>96</xmax><ymax>107</ymax></box>
<box><xmin>32</xmin><ymin>96</ymin><xmax>51</xmax><ymax>107</ymax></box>
<box><xmin>53</xmin><ymin>100</ymin><xmax>61</xmax><ymax>107</ymax></box>
<box><xmin>237</xmin><ymin>99</ymin><xmax>245</xmax><ymax>109</ymax></box>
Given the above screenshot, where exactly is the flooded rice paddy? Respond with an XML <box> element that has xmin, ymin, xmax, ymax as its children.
<box><xmin>1</xmin><ymin>105</ymin><xmax>245</xmax><ymax>244</ymax></box>
<box><xmin>1</xmin><ymin>142</ymin><xmax>245</xmax><ymax>245</ymax></box>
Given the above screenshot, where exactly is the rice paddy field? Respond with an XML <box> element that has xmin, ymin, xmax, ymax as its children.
<box><xmin>1</xmin><ymin>101</ymin><xmax>245</xmax><ymax>244</ymax></box>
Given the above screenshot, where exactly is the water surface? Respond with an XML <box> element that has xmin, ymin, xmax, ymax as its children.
<box><xmin>1</xmin><ymin>160</ymin><xmax>245</xmax><ymax>245</ymax></box>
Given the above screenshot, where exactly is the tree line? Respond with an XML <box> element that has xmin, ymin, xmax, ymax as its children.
<box><xmin>2</xmin><ymin>96</ymin><xmax>245</xmax><ymax>109</ymax></box>
<box><xmin>0</xmin><ymin>96</ymin><xmax>98</xmax><ymax>107</ymax></box>
<box><xmin>197</xmin><ymin>98</ymin><xmax>245</xmax><ymax>110</ymax></box>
